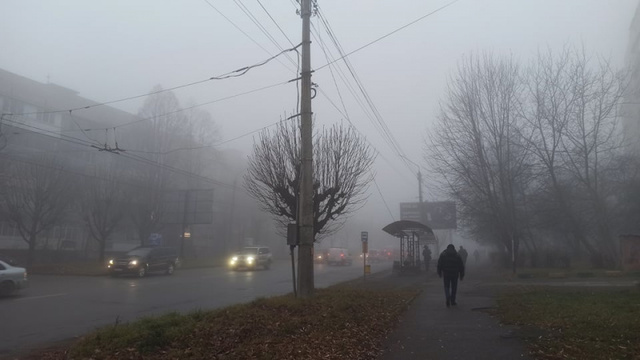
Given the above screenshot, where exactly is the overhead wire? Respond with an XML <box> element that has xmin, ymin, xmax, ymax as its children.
<box><xmin>314</xmin><ymin>0</ymin><xmax>460</xmax><ymax>72</ymax></box>
<box><xmin>10</xmin><ymin>43</ymin><xmax>300</xmax><ymax>118</ymax></box>
<box><xmin>231</xmin><ymin>0</ymin><xmax>298</xmax><ymax>68</ymax></box>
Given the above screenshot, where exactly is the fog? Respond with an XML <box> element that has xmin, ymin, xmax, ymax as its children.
<box><xmin>0</xmin><ymin>0</ymin><xmax>637</xmax><ymax>252</ymax></box>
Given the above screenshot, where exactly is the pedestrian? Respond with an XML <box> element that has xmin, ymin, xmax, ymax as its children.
<box><xmin>458</xmin><ymin>245</ymin><xmax>468</xmax><ymax>265</ymax></box>
<box><xmin>437</xmin><ymin>244</ymin><xmax>465</xmax><ymax>307</ymax></box>
<box><xmin>422</xmin><ymin>245</ymin><xmax>432</xmax><ymax>272</ymax></box>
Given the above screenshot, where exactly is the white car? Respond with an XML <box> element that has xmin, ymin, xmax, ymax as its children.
<box><xmin>0</xmin><ymin>259</ymin><xmax>28</xmax><ymax>296</ymax></box>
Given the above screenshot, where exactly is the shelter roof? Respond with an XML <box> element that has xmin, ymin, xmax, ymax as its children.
<box><xmin>382</xmin><ymin>220</ymin><xmax>434</xmax><ymax>238</ymax></box>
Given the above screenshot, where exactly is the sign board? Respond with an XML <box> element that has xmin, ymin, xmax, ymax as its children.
<box><xmin>287</xmin><ymin>223</ymin><xmax>298</xmax><ymax>246</ymax></box>
<box><xmin>399</xmin><ymin>201</ymin><xmax>457</xmax><ymax>230</ymax></box>
<box><xmin>361</xmin><ymin>231</ymin><xmax>368</xmax><ymax>243</ymax></box>
<box><xmin>148</xmin><ymin>233</ymin><xmax>163</xmax><ymax>246</ymax></box>
<box><xmin>364</xmin><ymin>264</ymin><xmax>371</xmax><ymax>275</ymax></box>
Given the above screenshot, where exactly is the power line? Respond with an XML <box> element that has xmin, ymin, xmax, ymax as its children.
<box><xmin>373</xmin><ymin>178</ymin><xmax>396</xmax><ymax>222</ymax></box>
<box><xmin>59</xmin><ymin>80</ymin><xmax>291</xmax><ymax>132</ymax></box>
<box><xmin>10</xmin><ymin>44</ymin><xmax>300</xmax><ymax>118</ymax></box>
<box><xmin>315</xmin><ymin>0</ymin><xmax>460</xmax><ymax>72</ymax></box>
<box><xmin>315</xmin><ymin>9</ymin><xmax>415</xmax><ymax>174</ymax></box>
<box><xmin>256</xmin><ymin>0</ymin><xmax>296</xmax><ymax>47</ymax></box>
<box><xmin>231</xmin><ymin>0</ymin><xmax>298</xmax><ymax>68</ymax></box>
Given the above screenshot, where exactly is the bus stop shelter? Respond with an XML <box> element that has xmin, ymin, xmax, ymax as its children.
<box><xmin>382</xmin><ymin>220</ymin><xmax>435</xmax><ymax>274</ymax></box>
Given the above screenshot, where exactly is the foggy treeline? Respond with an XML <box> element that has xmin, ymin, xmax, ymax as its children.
<box><xmin>0</xmin><ymin>85</ymin><xmax>271</xmax><ymax>267</ymax></box>
<box><xmin>428</xmin><ymin>47</ymin><xmax>638</xmax><ymax>269</ymax></box>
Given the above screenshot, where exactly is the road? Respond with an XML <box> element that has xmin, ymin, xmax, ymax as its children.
<box><xmin>0</xmin><ymin>260</ymin><xmax>384</xmax><ymax>358</ymax></box>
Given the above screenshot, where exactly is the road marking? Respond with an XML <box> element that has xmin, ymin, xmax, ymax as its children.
<box><xmin>16</xmin><ymin>293</ymin><xmax>68</xmax><ymax>301</ymax></box>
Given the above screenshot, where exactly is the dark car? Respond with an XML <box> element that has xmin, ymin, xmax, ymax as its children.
<box><xmin>228</xmin><ymin>246</ymin><xmax>273</xmax><ymax>270</ymax></box>
<box><xmin>326</xmin><ymin>247</ymin><xmax>353</xmax><ymax>266</ymax></box>
<box><xmin>108</xmin><ymin>246</ymin><xmax>179</xmax><ymax>277</ymax></box>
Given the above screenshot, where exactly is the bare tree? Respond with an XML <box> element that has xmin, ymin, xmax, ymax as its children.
<box><xmin>0</xmin><ymin>157</ymin><xmax>74</xmax><ymax>267</ymax></box>
<box><xmin>427</xmin><ymin>53</ymin><xmax>532</xmax><ymax>272</ymax></box>
<box><xmin>82</xmin><ymin>165</ymin><xmax>130</xmax><ymax>262</ymax></box>
<box><xmin>245</xmin><ymin>121</ymin><xmax>375</xmax><ymax>239</ymax></box>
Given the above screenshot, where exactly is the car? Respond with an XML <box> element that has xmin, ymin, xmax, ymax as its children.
<box><xmin>326</xmin><ymin>247</ymin><xmax>353</xmax><ymax>266</ymax></box>
<box><xmin>107</xmin><ymin>246</ymin><xmax>179</xmax><ymax>277</ymax></box>
<box><xmin>228</xmin><ymin>246</ymin><xmax>272</xmax><ymax>270</ymax></box>
<box><xmin>314</xmin><ymin>249</ymin><xmax>329</xmax><ymax>264</ymax></box>
<box><xmin>0</xmin><ymin>259</ymin><xmax>28</xmax><ymax>296</ymax></box>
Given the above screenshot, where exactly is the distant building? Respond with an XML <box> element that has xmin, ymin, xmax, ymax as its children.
<box><xmin>0</xmin><ymin>68</ymin><xmax>140</xmax><ymax>252</ymax></box>
<box><xmin>623</xmin><ymin>2</ymin><xmax>640</xmax><ymax>154</ymax></box>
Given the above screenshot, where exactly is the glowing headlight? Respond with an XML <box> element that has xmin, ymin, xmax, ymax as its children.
<box><xmin>232</xmin><ymin>256</ymin><xmax>238</xmax><ymax>261</ymax></box>
<box><xmin>129</xmin><ymin>260</ymin><xmax>138</xmax><ymax>266</ymax></box>
<box><xmin>317</xmin><ymin>255</ymin><xmax>322</xmax><ymax>259</ymax></box>
<box><xmin>247</xmin><ymin>256</ymin><xmax>255</xmax><ymax>263</ymax></box>
<box><xmin>109</xmin><ymin>259</ymin><xmax>114</xmax><ymax>265</ymax></box>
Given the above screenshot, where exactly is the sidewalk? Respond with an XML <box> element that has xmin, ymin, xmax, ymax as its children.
<box><xmin>381</xmin><ymin>267</ymin><xmax>530</xmax><ymax>360</ymax></box>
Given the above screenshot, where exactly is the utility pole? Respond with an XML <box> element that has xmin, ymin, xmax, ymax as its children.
<box><xmin>298</xmin><ymin>0</ymin><xmax>315</xmax><ymax>298</ymax></box>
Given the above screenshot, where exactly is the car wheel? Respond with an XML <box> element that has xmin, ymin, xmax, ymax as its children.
<box><xmin>165</xmin><ymin>264</ymin><xmax>175</xmax><ymax>275</ymax></box>
<box><xmin>137</xmin><ymin>266</ymin><xmax>147</xmax><ymax>278</ymax></box>
<box><xmin>0</xmin><ymin>281</ymin><xmax>15</xmax><ymax>296</ymax></box>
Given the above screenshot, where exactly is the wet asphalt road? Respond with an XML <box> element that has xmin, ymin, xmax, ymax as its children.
<box><xmin>0</xmin><ymin>260</ymin><xmax>386</xmax><ymax>357</ymax></box>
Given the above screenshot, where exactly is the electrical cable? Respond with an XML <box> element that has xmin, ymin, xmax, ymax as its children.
<box><xmin>10</xmin><ymin>44</ymin><xmax>300</xmax><ymax>118</ymax></box>
<box><xmin>315</xmin><ymin>0</ymin><xmax>460</xmax><ymax>72</ymax></box>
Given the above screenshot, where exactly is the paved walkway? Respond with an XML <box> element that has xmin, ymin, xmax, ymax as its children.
<box><xmin>381</xmin><ymin>267</ymin><xmax>530</xmax><ymax>360</ymax></box>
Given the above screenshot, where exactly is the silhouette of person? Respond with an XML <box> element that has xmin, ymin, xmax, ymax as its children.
<box><xmin>422</xmin><ymin>245</ymin><xmax>432</xmax><ymax>272</ymax></box>
<box><xmin>458</xmin><ymin>246</ymin><xmax>468</xmax><ymax>265</ymax></box>
<box><xmin>437</xmin><ymin>244</ymin><xmax>465</xmax><ymax>307</ymax></box>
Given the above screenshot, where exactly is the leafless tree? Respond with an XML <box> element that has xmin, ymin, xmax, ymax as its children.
<box><xmin>0</xmin><ymin>157</ymin><xmax>74</xmax><ymax>267</ymax></box>
<box><xmin>427</xmin><ymin>53</ymin><xmax>532</xmax><ymax>272</ymax></box>
<box><xmin>82</xmin><ymin>165</ymin><xmax>130</xmax><ymax>262</ymax></box>
<box><xmin>520</xmin><ymin>48</ymin><xmax>627</xmax><ymax>266</ymax></box>
<box><xmin>245</xmin><ymin>121</ymin><xmax>375</xmax><ymax>239</ymax></box>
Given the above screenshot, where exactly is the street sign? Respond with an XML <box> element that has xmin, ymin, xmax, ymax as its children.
<box><xmin>286</xmin><ymin>223</ymin><xmax>298</xmax><ymax>246</ymax></box>
<box><xmin>361</xmin><ymin>231</ymin><xmax>368</xmax><ymax>243</ymax></box>
<box><xmin>148</xmin><ymin>233</ymin><xmax>162</xmax><ymax>246</ymax></box>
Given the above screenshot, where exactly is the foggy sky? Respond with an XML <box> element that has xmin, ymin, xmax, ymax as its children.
<box><xmin>0</xmin><ymin>0</ymin><xmax>637</xmax><ymax>247</ymax></box>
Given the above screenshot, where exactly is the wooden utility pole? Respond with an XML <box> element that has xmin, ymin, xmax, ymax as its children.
<box><xmin>298</xmin><ymin>0</ymin><xmax>315</xmax><ymax>298</ymax></box>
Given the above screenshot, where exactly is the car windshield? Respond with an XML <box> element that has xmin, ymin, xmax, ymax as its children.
<box><xmin>241</xmin><ymin>248</ymin><xmax>259</xmax><ymax>255</ymax></box>
<box><xmin>126</xmin><ymin>248</ymin><xmax>152</xmax><ymax>257</ymax></box>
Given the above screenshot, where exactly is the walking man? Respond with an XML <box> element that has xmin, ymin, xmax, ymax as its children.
<box><xmin>458</xmin><ymin>245</ymin><xmax>468</xmax><ymax>265</ymax></box>
<box><xmin>422</xmin><ymin>245</ymin><xmax>432</xmax><ymax>272</ymax></box>
<box><xmin>437</xmin><ymin>244</ymin><xmax>465</xmax><ymax>307</ymax></box>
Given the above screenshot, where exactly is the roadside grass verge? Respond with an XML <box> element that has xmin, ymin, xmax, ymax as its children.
<box><xmin>52</xmin><ymin>281</ymin><xmax>420</xmax><ymax>360</ymax></box>
<box><xmin>495</xmin><ymin>287</ymin><xmax>640</xmax><ymax>359</ymax></box>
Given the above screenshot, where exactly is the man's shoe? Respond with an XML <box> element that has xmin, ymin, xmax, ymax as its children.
<box><xmin>446</xmin><ymin>299</ymin><xmax>450</xmax><ymax>307</ymax></box>
<box><xmin>451</xmin><ymin>301</ymin><xmax>457</xmax><ymax>306</ymax></box>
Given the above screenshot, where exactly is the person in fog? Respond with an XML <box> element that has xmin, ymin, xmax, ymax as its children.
<box><xmin>422</xmin><ymin>245</ymin><xmax>432</xmax><ymax>272</ymax></box>
<box><xmin>458</xmin><ymin>245</ymin><xmax>468</xmax><ymax>265</ymax></box>
<box><xmin>437</xmin><ymin>244</ymin><xmax>465</xmax><ymax>307</ymax></box>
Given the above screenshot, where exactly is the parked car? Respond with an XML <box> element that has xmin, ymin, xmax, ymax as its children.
<box><xmin>228</xmin><ymin>246</ymin><xmax>272</xmax><ymax>270</ymax></box>
<box><xmin>107</xmin><ymin>246</ymin><xmax>179</xmax><ymax>277</ymax></box>
<box><xmin>326</xmin><ymin>247</ymin><xmax>352</xmax><ymax>266</ymax></box>
<box><xmin>314</xmin><ymin>249</ymin><xmax>329</xmax><ymax>264</ymax></box>
<box><xmin>0</xmin><ymin>259</ymin><xmax>28</xmax><ymax>296</ymax></box>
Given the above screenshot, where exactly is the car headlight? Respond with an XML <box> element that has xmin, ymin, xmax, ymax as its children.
<box><xmin>232</xmin><ymin>256</ymin><xmax>238</xmax><ymax>261</ymax></box>
<box><xmin>247</xmin><ymin>256</ymin><xmax>255</xmax><ymax>263</ymax></box>
<box><xmin>129</xmin><ymin>260</ymin><xmax>138</xmax><ymax>266</ymax></box>
<box><xmin>109</xmin><ymin>259</ymin><xmax>114</xmax><ymax>265</ymax></box>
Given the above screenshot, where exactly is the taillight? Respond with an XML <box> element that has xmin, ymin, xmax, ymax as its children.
<box><xmin>340</xmin><ymin>254</ymin><xmax>344</xmax><ymax>257</ymax></box>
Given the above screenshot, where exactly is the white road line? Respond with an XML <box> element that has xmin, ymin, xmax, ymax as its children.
<box><xmin>15</xmin><ymin>293</ymin><xmax>68</xmax><ymax>301</ymax></box>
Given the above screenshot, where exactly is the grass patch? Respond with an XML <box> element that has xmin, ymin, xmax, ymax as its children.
<box><xmin>495</xmin><ymin>287</ymin><xmax>640</xmax><ymax>359</ymax></box>
<box><xmin>60</xmin><ymin>282</ymin><xmax>420</xmax><ymax>360</ymax></box>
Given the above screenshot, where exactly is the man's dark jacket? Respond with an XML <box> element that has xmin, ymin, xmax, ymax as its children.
<box><xmin>437</xmin><ymin>247</ymin><xmax>465</xmax><ymax>279</ymax></box>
